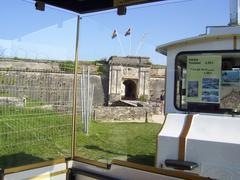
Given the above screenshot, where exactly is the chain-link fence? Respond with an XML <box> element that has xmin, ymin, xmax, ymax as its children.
<box><xmin>0</xmin><ymin>68</ymin><xmax>75</xmax><ymax>168</ymax></box>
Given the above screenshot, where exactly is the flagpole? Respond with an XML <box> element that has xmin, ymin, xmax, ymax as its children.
<box><xmin>129</xmin><ymin>30</ymin><xmax>132</xmax><ymax>56</ymax></box>
<box><xmin>135</xmin><ymin>33</ymin><xmax>147</xmax><ymax>56</ymax></box>
<box><xmin>124</xmin><ymin>28</ymin><xmax>131</xmax><ymax>56</ymax></box>
<box><xmin>116</xmin><ymin>29</ymin><xmax>125</xmax><ymax>56</ymax></box>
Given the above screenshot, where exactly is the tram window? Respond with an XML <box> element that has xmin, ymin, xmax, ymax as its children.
<box><xmin>175</xmin><ymin>51</ymin><xmax>240</xmax><ymax>114</ymax></box>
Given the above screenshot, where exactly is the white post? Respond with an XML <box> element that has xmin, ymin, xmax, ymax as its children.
<box><xmin>86</xmin><ymin>66</ymin><xmax>90</xmax><ymax>135</ymax></box>
<box><xmin>83</xmin><ymin>66</ymin><xmax>86</xmax><ymax>132</ymax></box>
<box><xmin>89</xmin><ymin>84</ymin><xmax>94</xmax><ymax>121</ymax></box>
<box><xmin>81</xmin><ymin>74</ymin><xmax>84</xmax><ymax>123</ymax></box>
<box><xmin>229</xmin><ymin>0</ymin><xmax>240</xmax><ymax>26</ymax></box>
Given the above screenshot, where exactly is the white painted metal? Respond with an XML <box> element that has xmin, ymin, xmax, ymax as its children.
<box><xmin>156</xmin><ymin>25</ymin><xmax>240</xmax><ymax>179</ymax></box>
<box><xmin>207</xmin><ymin>25</ymin><xmax>240</xmax><ymax>35</ymax></box>
<box><xmin>156</xmin><ymin>114</ymin><xmax>240</xmax><ymax>178</ymax></box>
<box><xmin>157</xmin><ymin>26</ymin><xmax>237</xmax><ymax>114</ymax></box>
<box><xmin>156</xmin><ymin>113</ymin><xmax>187</xmax><ymax>168</ymax></box>
<box><xmin>186</xmin><ymin>114</ymin><xmax>240</xmax><ymax>179</ymax></box>
<box><xmin>4</xmin><ymin>163</ymin><xmax>67</xmax><ymax>180</ymax></box>
<box><xmin>156</xmin><ymin>26</ymin><xmax>240</xmax><ymax>56</ymax></box>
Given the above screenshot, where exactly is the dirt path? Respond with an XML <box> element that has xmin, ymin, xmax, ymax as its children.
<box><xmin>151</xmin><ymin>114</ymin><xmax>165</xmax><ymax>124</ymax></box>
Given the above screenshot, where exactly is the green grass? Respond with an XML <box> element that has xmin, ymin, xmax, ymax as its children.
<box><xmin>0</xmin><ymin>90</ymin><xmax>10</xmax><ymax>97</ymax></box>
<box><xmin>77</xmin><ymin>121</ymin><xmax>161</xmax><ymax>166</ymax></box>
<box><xmin>0</xmin><ymin>106</ymin><xmax>161</xmax><ymax>169</ymax></box>
<box><xmin>59</xmin><ymin>61</ymin><xmax>75</xmax><ymax>73</ymax></box>
<box><xmin>25</xmin><ymin>99</ymin><xmax>46</xmax><ymax>107</ymax></box>
<box><xmin>0</xmin><ymin>106</ymin><xmax>72</xmax><ymax>168</ymax></box>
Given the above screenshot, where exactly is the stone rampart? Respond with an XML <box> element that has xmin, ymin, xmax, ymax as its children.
<box><xmin>93</xmin><ymin>106</ymin><xmax>155</xmax><ymax>122</ymax></box>
<box><xmin>0</xmin><ymin>71</ymin><xmax>107</xmax><ymax>106</ymax></box>
<box><xmin>0</xmin><ymin>97</ymin><xmax>24</xmax><ymax>107</ymax></box>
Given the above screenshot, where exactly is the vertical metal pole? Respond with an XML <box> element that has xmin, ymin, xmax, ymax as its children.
<box><xmin>129</xmin><ymin>29</ymin><xmax>132</xmax><ymax>55</ymax></box>
<box><xmin>87</xmin><ymin>66</ymin><xmax>90</xmax><ymax>135</ymax></box>
<box><xmin>81</xmin><ymin>73</ymin><xmax>84</xmax><ymax>123</ymax></box>
<box><xmin>83</xmin><ymin>66</ymin><xmax>86</xmax><ymax>132</ymax></box>
<box><xmin>90</xmin><ymin>84</ymin><xmax>95</xmax><ymax>121</ymax></box>
<box><xmin>71</xmin><ymin>15</ymin><xmax>80</xmax><ymax>159</ymax></box>
<box><xmin>68</xmin><ymin>87</ymin><xmax>71</xmax><ymax>112</ymax></box>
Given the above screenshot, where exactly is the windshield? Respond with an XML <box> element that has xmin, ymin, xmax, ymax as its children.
<box><xmin>0</xmin><ymin>0</ymin><xmax>229</xmax><ymax>170</ymax></box>
<box><xmin>175</xmin><ymin>51</ymin><xmax>240</xmax><ymax>114</ymax></box>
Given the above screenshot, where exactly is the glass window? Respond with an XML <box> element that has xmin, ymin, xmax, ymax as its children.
<box><xmin>0</xmin><ymin>0</ymin><xmax>163</xmax><ymax>169</ymax></box>
<box><xmin>175</xmin><ymin>51</ymin><xmax>240</xmax><ymax>114</ymax></box>
<box><xmin>0</xmin><ymin>0</ymin><xmax>77</xmax><ymax>169</ymax></box>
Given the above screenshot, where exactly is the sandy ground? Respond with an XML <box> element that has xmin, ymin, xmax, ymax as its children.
<box><xmin>152</xmin><ymin>114</ymin><xmax>165</xmax><ymax>124</ymax></box>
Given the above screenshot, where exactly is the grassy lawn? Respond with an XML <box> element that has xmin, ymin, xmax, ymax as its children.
<box><xmin>25</xmin><ymin>99</ymin><xmax>46</xmax><ymax>107</ymax></box>
<box><xmin>0</xmin><ymin>106</ymin><xmax>161</xmax><ymax>169</ymax></box>
<box><xmin>77</xmin><ymin>122</ymin><xmax>161</xmax><ymax>166</ymax></box>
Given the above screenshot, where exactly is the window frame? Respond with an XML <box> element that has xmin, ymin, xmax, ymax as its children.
<box><xmin>174</xmin><ymin>50</ymin><xmax>240</xmax><ymax>114</ymax></box>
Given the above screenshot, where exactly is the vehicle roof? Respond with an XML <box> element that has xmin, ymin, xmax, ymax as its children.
<box><xmin>156</xmin><ymin>26</ymin><xmax>240</xmax><ymax>55</ymax></box>
<box><xmin>155</xmin><ymin>34</ymin><xmax>209</xmax><ymax>55</ymax></box>
<box><xmin>36</xmin><ymin>0</ymin><xmax>165</xmax><ymax>14</ymax></box>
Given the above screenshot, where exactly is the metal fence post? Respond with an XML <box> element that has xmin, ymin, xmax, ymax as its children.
<box><xmin>71</xmin><ymin>15</ymin><xmax>80</xmax><ymax>159</ymax></box>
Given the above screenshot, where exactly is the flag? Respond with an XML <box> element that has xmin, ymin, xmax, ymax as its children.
<box><xmin>112</xmin><ymin>29</ymin><xmax>117</xmax><ymax>39</ymax></box>
<box><xmin>125</xmin><ymin>28</ymin><xmax>131</xmax><ymax>36</ymax></box>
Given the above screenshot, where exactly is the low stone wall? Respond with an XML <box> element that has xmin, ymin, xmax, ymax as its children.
<box><xmin>93</xmin><ymin>106</ymin><xmax>155</xmax><ymax>122</ymax></box>
<box><xmin>0</xmin><ymin>97</ymin><xmax>24</xmax><ymax>107</ymax></box>
<box><xmin>0</xmin><ymin>59</ymin><xmax>60</xmax><ymax>71</ymax></box>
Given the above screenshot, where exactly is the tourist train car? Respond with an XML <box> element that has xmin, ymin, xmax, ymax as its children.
<box><xmin>156</xmin><ymin>1</ymin><xmax>240</xmax><ymax>179</ymax></box>
<box><xmin>1</xmin><ymin>0</ymin><xmax>240</xmax><ymax>180</ymax></box>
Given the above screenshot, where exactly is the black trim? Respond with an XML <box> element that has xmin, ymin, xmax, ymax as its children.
<box><xmin>67</xmin><ymin>168</ymin><xmax>119</xmax><ymax>180</ymax></box>
<box><xmin>34</xmin><ymin>0</ymin><xmax>165</xmax><ymax>14</ymax></box>
<box><xmin>174</xmin><ymin>50</ymin><xmax>240</xmax><ymax>114</ymax></box>
<box><xmin>165</xmin><ymin>159</ymin><xmax>198</xmax><ymax>171</ymax></box>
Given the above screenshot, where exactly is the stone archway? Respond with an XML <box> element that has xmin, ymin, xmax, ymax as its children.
<box><xmin>123</xmin><ymin>80</ymin><xmax>137</xmax><ymax>100</ymax></box>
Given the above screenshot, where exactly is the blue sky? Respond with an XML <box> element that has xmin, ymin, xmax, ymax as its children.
<box><xmin>0</xmin><ymin>0</ymin><xmax>229</xmax><ymax>64</ymax></box>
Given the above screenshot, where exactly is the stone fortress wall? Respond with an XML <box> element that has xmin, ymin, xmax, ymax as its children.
<box><xmin>0</xmin><ymin>71</ymin><xmax>107</xmax><ymax>106</ymax></box>
<box><xmin>0</xmin><ymin>58</ymin><xmax>165</xmax><ymax>121</ymax></box>
<box><xmin>108</xmin><ymin>56</ymin><xmax>165</xmax><ymax>103</ymax></box>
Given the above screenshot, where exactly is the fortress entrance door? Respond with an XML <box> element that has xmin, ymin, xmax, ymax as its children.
<box><xmin>123</xmin><ymin>80</ymin><xmax>137</xmax><ymax>100</ymax></box>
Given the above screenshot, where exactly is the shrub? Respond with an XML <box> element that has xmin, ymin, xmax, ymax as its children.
<box><xmin>139</xmin><ymin>95</ymin><xmax>147</xmax><ymax>102</ymax></box>
<box><xmin>59</xmin><ymin>61</ymin><xmax>75</xmax><ymax>73</ymax></box>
